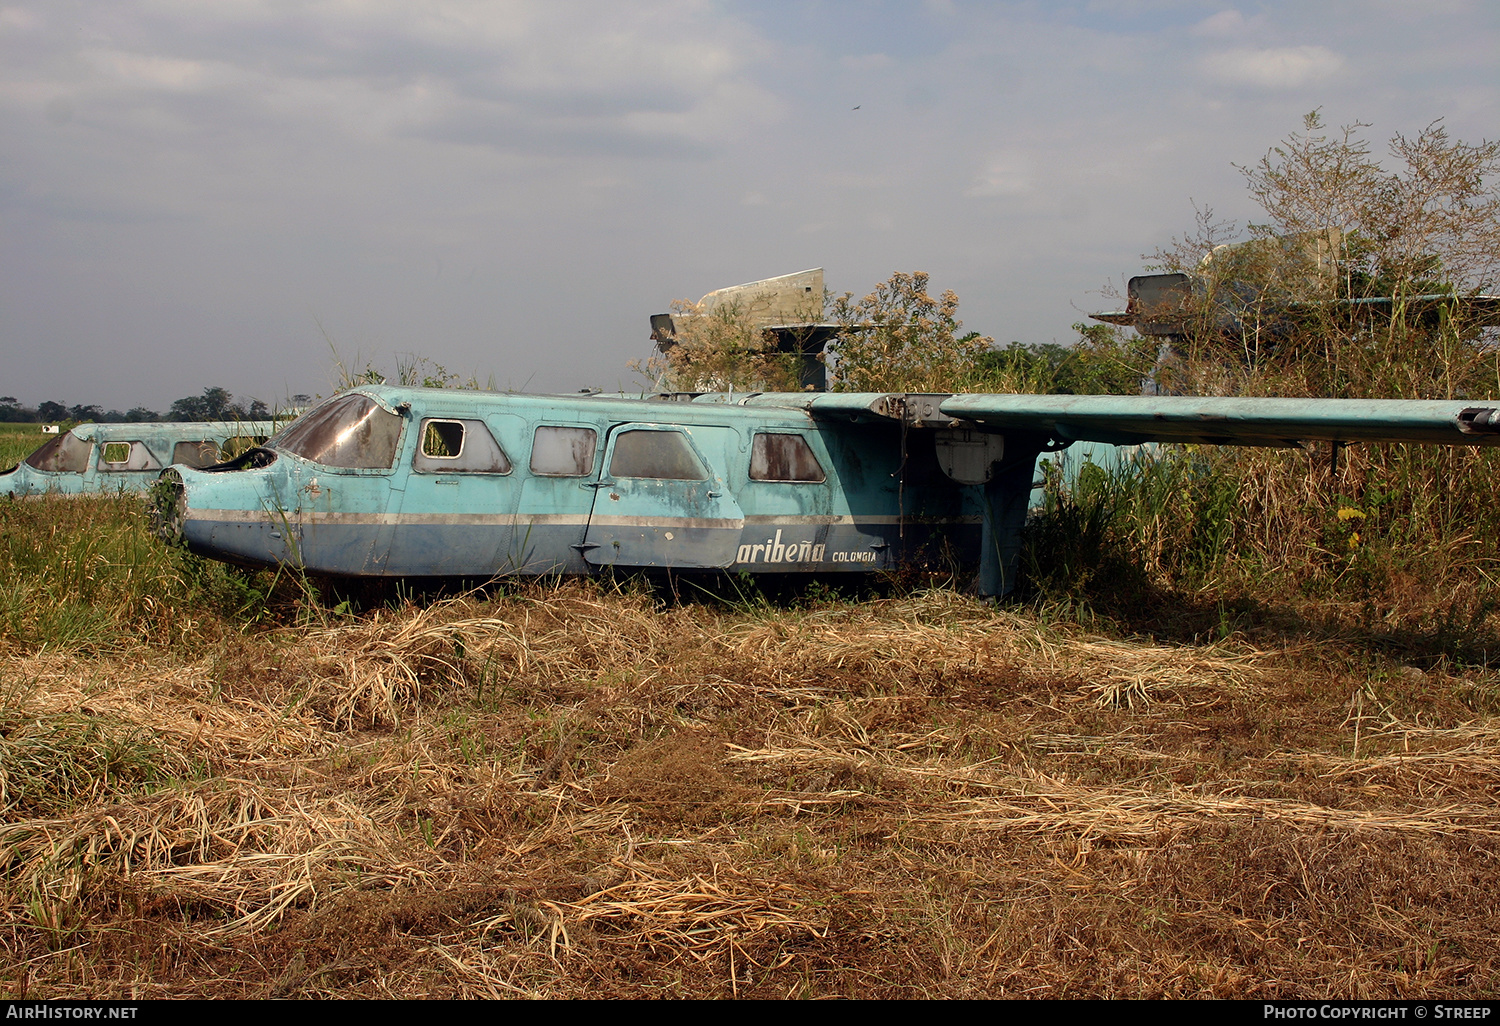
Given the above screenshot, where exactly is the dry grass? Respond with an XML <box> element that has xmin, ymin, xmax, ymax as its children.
<box><xmin>3</xmin><ymin>579</ymin><xmax>1500</xmax><ymax>998</ymax></box>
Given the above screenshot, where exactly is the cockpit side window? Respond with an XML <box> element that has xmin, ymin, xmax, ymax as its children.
<box><xmin>609</xmin><ymin>429</ymin><xmax>707</xmax><ymax>480</ymax></box>
<box><xmin>271</xmin><ymin>394</ymin><xmax>403</xmax><ymax>469</ymax></box>
<box><xmin>530</xmin><ymin>426</ymin><xmax>597</xmax><ymax>477</ymax></box>
<box><xmin>25</xmin><ymin>432</ymin><xmax>92</xmax><ymax>473</ymax></box>
<box><xmin>413</xmin><ymin>419</ymin><xmax>512</xmax><ymax>474</ymax></box>
<box><xmin>98</xmin><ymin>441</ymin><xmax>162</xmax><ymax>471</ymax></box>
<box><xmin>750</xmin><ymin>433</ymin><xmax>825</xmax><ymax>483</ymax></box>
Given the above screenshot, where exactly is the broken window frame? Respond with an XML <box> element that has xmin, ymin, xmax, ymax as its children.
<box><xmin>421</xmin><ymin>420</ymin><xmax>466</xmax><ymax>461</ymax></box>
<box><xmin>412</xmin><ymin>418</ymin><xmax>513</xmax><ymax>475</ymax></box>
<box><xmin>97</xmin><ymin>440</ymin><xmax>162</xmax><ymax>472</ymax></box>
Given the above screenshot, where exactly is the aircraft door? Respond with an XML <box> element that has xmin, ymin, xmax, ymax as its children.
<box><xmin>383</xmin><ymin>414</ymin><xmax>523</xmax><ymax>576</ymax></box>
<box><xmin>517</xmin><ymin>423</ymin><xmax>604</xmax><ymax>575</ymax></box>
<box><xmin>583</xmin><ymin>425</ymin><xmax>744</xmax><ymax>569</ymax></box>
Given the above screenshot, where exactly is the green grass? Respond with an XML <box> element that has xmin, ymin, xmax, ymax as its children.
<box><xmin>0</xmin><ymin>493</ymin><xmax>288</xmax><ymax>653</ymax></box>
<box><xmin>0</xmin><ymin>423</ymin><xmax>46</xmax><ymax>470</ymax></box>
<box><xmin>1023</xmin><ymin>441</ymin><xmax>1500</xmax><ymax>652</ymax></box>
<box><xmin>0</xmin><ymin>711</ymin><xmax>191</xmax><ymax>817</ymax></box>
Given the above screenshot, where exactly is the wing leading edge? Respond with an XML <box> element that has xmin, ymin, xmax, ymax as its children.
<box><xmin>937</xmin><ymin>395</ymin><xmax>1500</xmax><ymax>448</ymax></box>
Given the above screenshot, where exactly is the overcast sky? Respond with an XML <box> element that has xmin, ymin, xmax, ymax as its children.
<box><xmin>2</xmin><ymin>0</ymin><xmax>1496</xmax><ymax>412</ymax></box>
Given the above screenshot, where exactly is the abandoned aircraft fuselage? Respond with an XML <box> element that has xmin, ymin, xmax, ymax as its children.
<box><xmin>155</xmin><ymin>386</ymin><xmax>1500</xmax><ymax>596</ymax></box>
<box><xmin>155</xmin><ymin>386</ymin><xmax>1041</xmax><ymax>592</ymax></box>
<box><xmin>1</xmin><ymin>421</ymin><xmax>278</xmax><ymax>498</ymax></box>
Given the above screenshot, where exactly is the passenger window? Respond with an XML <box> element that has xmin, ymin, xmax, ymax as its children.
<box><xmin>25</xmin><ymin>432</ymin><xmax>92</xmax><ymax>473</ymax></box>
<box><xmin>413</xmin><ymin>419</ymin><xmax>512</xmax><ymax>474</ymax></box>
<box><xmin>97</xmin><ymin>441</ymin><xmax>161</xmax><ymax>471</ymax></box>
<box><xmin>609</xmin><ymin>429</ymin><xmax>707</xmax><ymax>480</ymax></box>
<box><xmin>531</xmin><ymin>426</ymin><xmax>597</xmax><ymax>477</ymax></box>
<box><xmin>750</xmin><ymin>433</ymin><xmax>825</xmax><ymax>483</ymax></box>
<box><xmin>173</xmin><ymin>441</ymin><xmax>220</xmax><ymax>468</ymax></box>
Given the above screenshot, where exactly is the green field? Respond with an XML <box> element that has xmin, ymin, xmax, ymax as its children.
<box><xmin>0</xmin><ymin>423</ymin><xmax>47</xmax><ymax>469</ymax></box>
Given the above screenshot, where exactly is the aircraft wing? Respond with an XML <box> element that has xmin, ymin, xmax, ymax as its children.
<box><xmin>1088</xmin><ymin>272</ymin><xmax>1500</xmax><ymax>336</ymax></box>
<box><xmin>1308</xmin><ymin>294</ymin><xmax>1500</xmax><ymax>321</ymax></box>
<box><xmin>719</xmin><ymin>391</ymin><xmax>1500</xmax><ymax>447</ymax></box>
<box><xmin>937</xmin><ymin>394</ymin><xmax>1500</xmax><ymax>448</ymax></box>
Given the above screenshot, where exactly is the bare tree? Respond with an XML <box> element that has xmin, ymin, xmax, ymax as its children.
<box><xmin>1152</xmin><ymin>111</ymin><xmax>1500</xmax><ymax>400</ymax></box>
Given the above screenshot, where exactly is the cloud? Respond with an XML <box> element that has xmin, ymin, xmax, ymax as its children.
<box><xmin>1</xmin><ymin>0</ymin><xmax>779</xmax><ymax>158</ymax></box>
<box><xmin>839</xmin><ymin>53</ymin><xmax>892</xmax><ymax>72</ymax></box>
<box><xmin>1200</xmin><ymin>45</ymin><xmax>1345</xmax><ymax>89</ymax></box>
<box><xmin>83</xmin><ymin>48</ymin><xmax>212</xmax><ymax>90</ymax></box>
<box><xmin>1191</xmin><ymin>10</ymin><xmax>1247</xmax><ymax>38</ymax></box>
<box><xmin>966</xmin><ymin>158</ymin><xmax>1031</xmax><ymax>199</ymax></box>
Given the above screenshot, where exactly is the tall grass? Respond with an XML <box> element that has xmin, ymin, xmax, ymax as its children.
<box><xmin>1023</xmin><ymin>436</ymin><xmax>1500</xmax><ymax>657</ymax></box>
<box><xmin>0</xmin><ymin>424</ymin><xmax>46</xmax><ymax>471</ymax></box>
<box><xmin>0</xmin><ymin>494</ymin><xmax>284</xmax><ymax>653</ymax></box>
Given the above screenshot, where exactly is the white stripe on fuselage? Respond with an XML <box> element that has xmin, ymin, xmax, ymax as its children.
<box><xmin>185</xmin><ymin>509</ymin><xmax>982</xmax><ymax>528</ymax></box>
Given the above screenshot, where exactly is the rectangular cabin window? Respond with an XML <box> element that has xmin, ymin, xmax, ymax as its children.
<box><xmin>608</xmin><ymin>429</ymin><xmax>707</xmax><ymax>480</ymax></box>
<box><xmin>530</xmin><ymin>426</ymin><xmax>596</xmax><ymax>477</ymax></box>
<box><xmin>173</xmin><ymin>441</ymin><xmax>220</xmax><ymax>468</ymax></box>
<box><xmin>97</xmin><ymin>441</ymin><xmax>161</xmax><ymax>471</ymax></box>
<box><xmin>25</xmin><ymin>432</ymin><xmax>92</xmax><ymax>473</ymax></box>
<box><xmin>413</xmin><ymin>419</ymin><xmax>512</xmax><ymax>474</ymax></box>
<box><xmin>750</xmin><ymin>433</ymin><xmax>826</xmax><ymax>483</ymax></box>
<box><xmin>270</xmin><ymin>393</ymin><xmax>403</xmax><ymax>470</ymax></box>
<box><xmin>422</xmin><ymin>420</ymin><xmax>464</xmax><ymax>459</ymax></box>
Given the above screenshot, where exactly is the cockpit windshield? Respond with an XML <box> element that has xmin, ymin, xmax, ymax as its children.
<box><xmin>25</xmin><ymin>431</ymin><xmax>92</xmax><ymax>473</ymax></box>
<box><xmin>269</xmin><ymin>394</ymin><xmax>403</xmax><ymax>469</ymax></box>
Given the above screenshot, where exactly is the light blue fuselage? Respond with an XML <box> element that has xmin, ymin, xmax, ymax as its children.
<box><xmin>162</xmin><ymin>387</ymin><xmax>1042</xmax><ymax>593</ymax></box>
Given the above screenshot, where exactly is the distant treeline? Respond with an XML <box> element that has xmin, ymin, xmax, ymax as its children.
<box><xmin>0</xmin><ymin>387</ymin><xmax>309</xmax><ymax>424</ymax></box>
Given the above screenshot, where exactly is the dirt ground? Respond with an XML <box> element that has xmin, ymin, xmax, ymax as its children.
<box><xmin>4</xmin><ymin>583</ymin><xmax>1499</xmax><ymax>998</ymax></box>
